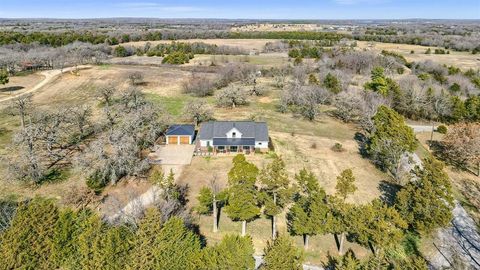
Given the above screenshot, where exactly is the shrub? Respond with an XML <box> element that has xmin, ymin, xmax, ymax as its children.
<box><xmin>310</xmin><ymin>142</ymin><xmax>317</xmax><ymax>149</ymax></box>
<box><xmin>162</xmin><ymin>51</ymin><xmax>193</xmax><ymax>65</ymax></box>
<box><xmin>113</xmin><ymin>46</ymin><xmax>129</xmax><ymax>57</ymax></box>
<box><xmin>436</xmin><ymin>125</ymin><xmax>447</xmax><ymax>134</ymax></box>
<box><xmin>86</xmin><ymin>172</ymin><xmax>106</xmax><ymax>193</ymax></box>
<box><xmin>323</xmin><ymin>72</ymin><xmax>342</xmax><ymax>94</ymax></box>
<box><xmin>417</xmin><ymin>73</ymin><xmax>430</xmax><ymax>81</ymax></box>
<box><xmin>182</xmin><ymin>77</ymin><xmax>216</xmax><ymax>97</ymax></box>
<box><xmin>449</xmin><ymin>83</ymin><xmax>461</xmax><ymax>93</ymax></box>
<box><xmin>331</xmin><ymin>143</ymin><xmax>344</xmax><ymax>152</ymax></box>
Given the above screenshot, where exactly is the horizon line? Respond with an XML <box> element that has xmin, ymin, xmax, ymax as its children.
<box><xmin>0</xmin><ymin>17</ymin><xmax>479</xmax><ymax>21</ymax></box>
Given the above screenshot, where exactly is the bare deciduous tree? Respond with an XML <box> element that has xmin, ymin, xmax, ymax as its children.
<box><xmin>333</xmin><ymin>89</ymin><xmax>364</xmax><ymax>122</ymax></box>
<box><xmin>97</xmin><ymin>84</ymin><xmax>117</xmax><ymax>127</ymax></box>
<box><xmin>127</xmin><ymin>71</ymin><xmax>144</xmax><ymax>86</ymax></box>
<box><xmin>9</xmin><ymin>124</ymin><xmax>44</xmax><ymax>183</ymax></box>
<box><xmin>359</xmin><ymin>91</ymin><xmax>390</xmax><ymax>133</ymax></box>
<box><xmin>216</xmin><ymin>85</ymin><xmax>248</xmax><ymax>108</ymax></box>
<box><xmin>443</xmin><ymin>123</ymin><xmax>480</xmax><ymax>176</ymax></box>
<box><xmin>182</xmin><ymin>75</ymin><xmax>216</xmax><ymax>97</ymax></box>
<box><xmin>183</xmin><ymin>100</ymin><xmax>213</xmax><ymax>126</ymax></box>
<box><xmin>68</xmin><ymin>105</ymin><xmax>92</xmax><ymax>138</ymax></box>
<box><xmin>9</xmin><ymin>94</ymin><xmax>33</xmax><ymax>129</ymax></box>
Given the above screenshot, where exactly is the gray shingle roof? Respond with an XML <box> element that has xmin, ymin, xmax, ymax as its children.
<box><xmin>166</xmin><ymin>125</ymin><xmax>195</xmax><ymax>136</ymax></box>
<box><xmin>198</xmin><ymin>121</ymin><xmax>268</xmax><ymax>141</ymax></box>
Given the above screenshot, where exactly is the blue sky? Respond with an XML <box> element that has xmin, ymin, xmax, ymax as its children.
<box><xmin>0</xmin><ymin>0</ymin><xmax>478</xmax><ymax>19</ymax></box>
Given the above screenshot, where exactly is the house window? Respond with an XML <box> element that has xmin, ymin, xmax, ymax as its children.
<box><xmin>230</xmin><ymin>146</ymin><xmax>238</xmax><ymax>152</ymax></box>
<box><xmin>258</xmin><ymin>142</ymin><xmax>262</xmax><ymax>145</ymax></box>
<box><xmin>232</xmin><ymin>132</ymin><xmax>237</xmax><ymax>138</ymax></box>
<box><xmin>243</xmin><ymin>146</ymin><xmax>250</xmax><ymax>150</ymax></box>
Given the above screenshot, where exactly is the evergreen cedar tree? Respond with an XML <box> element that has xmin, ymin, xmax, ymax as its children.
<box><xmin>349</xmin><ymin>199</ymin><xmax>407</xmax><ymax>256</ymax></box>
<box><xmin>150</xmin><ymin>169</ymin><xmax>182</xmax><ymax>202</ymax></box>
<box><xmin>327</xmin><ymin>196</ymin><xmax>354</xmax><ymax>255</ymax></box>
<box><xmin>323</xmin><ymin>72</ymin><xmax>342</xmax><ymax>94</ymax></box>
<box><xmin>0</xmin><ymin>68</ymin><xmax>8</xmax><ymax>85</ymax></box>
<box><xmin>128</xmin><ymin>212</ymin><xmax>201</xmax><ymax>270</ymax></box>
<box><xmin>258</xmin><ymin>154</ymin><xmax>293</xmax><ymax>239</ymax></box>
<box><xmin>196</xmin><ymin>187</ymin><xmax>215</xmax><ymax>215</ymax></box>
<box><xmin>395</xmin><ymin>158</ymin><xmax>454</xmax><ymax>234</ymax></box>
<box><xmin>199</xmin><ymin>234</ymin><xmax>255</xmax><ymax>270</ymax></box>
<box><xmin>335</xmin><ymin>168</ymin><xmax>357</xmax><ymax>201</ymax></box>
<box><xmin>332</xmin><ymin>168</ymin><xmax>357</xmax><ymax>255</ymax></box>
<box><xmin>262</xmin><ymin>234</ymin><xmax>304</xmax><ymax>270</ymax></box>
<box><xmin>364</xmin><ymin>66</ymin><xmax>401</xmax><ymax>97</ymax></box>
<box><xmin>287</xmin><ymin>168</ymin><xmax>330</xmax><ymax>250</ymax></box>
<box><xmin>0</xmin><ymin>198</ymin><xmax>59</xmax><ymax>269</ymax></box>
<box><xmin>0</xmin><ymin>198</ymin><xmax>257</xmax><ymax>270</ymax></box>
<box><xmin>224</xmin><ymin>154</ymin><xmax>261</xmax><ymax>236</ymax></box>
<box><xmin>195</xmin><ymin>185</ymin><xmax>226</xmax><ymax>233</ymax></box>
<box><xmin>368</xmin><ymin>105</ymin><xmax>417</xmax><ymax>172</ymax></box>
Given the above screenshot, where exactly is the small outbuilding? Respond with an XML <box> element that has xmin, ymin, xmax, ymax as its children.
<box><xmin>165</xmin><ymin>124</ymin><xmax>195</xmax><ymax>145</ymax></box>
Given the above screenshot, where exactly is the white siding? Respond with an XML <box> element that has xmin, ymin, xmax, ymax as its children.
<box><xmin>200</xmin><ymin>140</ymin><xmax>213</xmax><ymax>147</ymax></box>
<box><xmin>226</xmin><ymin>128</ymin><xmax>242</xmax><ymax>138</ymax></box>
<box><xmin>255</xmin><ymin>141</ymin><xmax>268</xmax><ymax>149</ymax></box>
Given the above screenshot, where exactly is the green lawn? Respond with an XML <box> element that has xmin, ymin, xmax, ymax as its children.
<box><xmin>145</xmin><ymin>93</ymin><xmax>191</xmax><ymax>118</ymax></box>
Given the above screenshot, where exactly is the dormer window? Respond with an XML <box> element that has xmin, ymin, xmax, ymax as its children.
<box><xmin>232</xmin><ymin>132</ymin><xmax>237</xmax><ymax>138</ymax></box>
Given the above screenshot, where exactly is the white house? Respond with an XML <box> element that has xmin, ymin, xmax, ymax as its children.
<box><xmin>197</xmin><ymin>121</ymin><xmax>269</xmax><ymax>154</ymax></box>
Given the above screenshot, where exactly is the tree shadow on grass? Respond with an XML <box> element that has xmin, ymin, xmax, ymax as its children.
<box><xmin>379</xmin><ymin>180</ymin><xmax>402</xmax><ymax>206</ymax></box>
<box><xmin>354</xmin><ymin>132</ymin><xmax>369</xmax><ymax>158</ymax></box>
<box><xmin>0</xmin><ymin>86</ymin><xmax>24</xmax><ymax>93</ymax></box>
<box><xmin>38</xmin><ymin>168</ymin><xmax>70</xmax><ymax>185</ymax></box>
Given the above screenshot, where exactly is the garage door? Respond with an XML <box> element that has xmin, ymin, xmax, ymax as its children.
<box><xmin>168</xmin><ymin>136</ymin><xmax>178</xmax><ymax>144</ymax></box>
<box><xmin>179</xmin><ymin>136</ymin><xmax>190</xmax><ymax>144</ymax></box>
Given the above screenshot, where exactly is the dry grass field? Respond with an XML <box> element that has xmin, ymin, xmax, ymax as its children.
<box><xmin>0</xmin><ymin>73</ymin><xmax>45</xmax><ymax>99</ymax></box>
<box><xmin>356</xmin><ymin>41</ymin><xmax>480</xmax><ymax>70</ymax></box>
<box><xmin>123</xmin><ymin>38</ymin><xmax>278</xmax><ymax>51</ymax></box>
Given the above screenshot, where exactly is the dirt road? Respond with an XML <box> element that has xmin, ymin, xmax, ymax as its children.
<box><xmin>0</xmin><ymin>65</ymin><xmax>91</xmax><ymax>104</ymax></box>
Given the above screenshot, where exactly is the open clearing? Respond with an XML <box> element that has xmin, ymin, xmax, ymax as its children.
<box><xmin>122</xmin><ymin>38</ymin><xmax>279</xmax><ymax>51</ymax></box>
<box><xmin>0</xmin><ymin>72</ymin><xmax>44</xmax><ymax>99</ymax></box>
<box><xmin>357</xmin><ymin>41</ymin><xmax>480</xmax><ymax>70</ymax></box>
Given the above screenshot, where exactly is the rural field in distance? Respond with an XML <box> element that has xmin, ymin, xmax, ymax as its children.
<box><xmin>0</xmin><ymin>1</ymin><xmax>479</xmax><ymax>269</ymax></box>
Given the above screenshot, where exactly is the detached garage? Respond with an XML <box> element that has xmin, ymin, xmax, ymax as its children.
<box><xmin>165</xmin><ymin>125</ymin><xmax>195</xmax><ymax>145</ymax></box>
